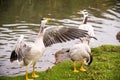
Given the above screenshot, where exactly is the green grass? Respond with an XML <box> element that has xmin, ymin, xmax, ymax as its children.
<box><xmin>0</xmin><ymin>45</ymin><xmax>120</xmax><ymax>80</ymax></box>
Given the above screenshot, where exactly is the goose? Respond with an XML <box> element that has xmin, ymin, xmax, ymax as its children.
<box><xmin>78</xmin><ymin>10</ymin><xmax>97</xmax><ymax>45</ymax></box>
<box><xmin>55</xmin><ymin>37</ymin><xmax>92</xmax><ymax>72</ymax></box>
<box><xmin>10</xmin><ymin>18</ymin><xmax>90</xmax><ymax>80</ymax></box>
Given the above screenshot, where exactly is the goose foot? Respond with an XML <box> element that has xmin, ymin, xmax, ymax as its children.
<box><xmin>32</xmin><ymin>72</ymin><xmax>39</xmax><ymax>78</ymax></box>
<box><xmin>73</xmin><ymin>69</ymin><xmax>79</xmax><ymax>73</ymax></box>
<box><xmin>80</xmin><ymin>66</ymin><xmax>86</xmax><ymax>71</ymax></box>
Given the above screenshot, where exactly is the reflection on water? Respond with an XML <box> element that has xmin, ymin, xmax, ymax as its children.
<box><xmin>0</xmin><ymin>0</ymin><xmax>120</xmax><ymax>76</ymax></box>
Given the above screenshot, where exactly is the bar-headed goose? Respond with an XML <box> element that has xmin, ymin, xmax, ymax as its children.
<box><xmin>55</xmin><ymin>37</ymin><xmax>93</xmax><ymax>72</ymax></box>
<box><xmin>10</xmin><ymin>18</ymin><xmax>90</xmax><ymax>80</ymax></box>
<box><xmin>78</xmin><ymin>10</ymin><xmax>97</xmax><ymax>45</ymax></box>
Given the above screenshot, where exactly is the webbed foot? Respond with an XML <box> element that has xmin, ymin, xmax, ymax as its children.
<box><xmin>32</xmin><ymin>72</ymin><xmax>39</xmax><ymax>78</ymax></box>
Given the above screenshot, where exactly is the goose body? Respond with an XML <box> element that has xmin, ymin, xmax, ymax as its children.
<box><xmin>69</xmin><ymin>43</ymin><xmax>91</xmax><ymax>62</ymax></box>
<box><xmin>24</xmin><ymin>36</ymin><xmax>45</xmax><ymax>66</ymax></box>
<box><xmin>10</xmin><ymin>18</ymin><xmax>90</xmax><ymax>80</ymax></box>
<box><xmin>10</xmin><ymin>33</ymin><xmax>45</xmax><ymax>80</ymax></box>
<box><xmin>78</xmin><ymin>10</ymin><xmax>97</xmax><ymax>45</ymax></box>
<box><xmin>79</xmin><ymin>24</ymin><xmax>95</xmax><ymax>37</ymax></box>
<box><xmin>55</xmin><ymin>38</ymin><xmax>92</xmax><ymax>72</ymax></box>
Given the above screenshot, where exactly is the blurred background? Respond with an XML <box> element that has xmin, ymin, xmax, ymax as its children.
<box><xmin>0</xmin><ymin>0</ymin><xmax>120</xmax><ymax>76</ymax></box>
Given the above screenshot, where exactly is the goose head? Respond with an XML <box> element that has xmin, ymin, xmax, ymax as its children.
<box><xmin>54</xmin><ymin>48</ymin><xmax>70</xmax><ymax>64</ymax></box>
<box><xmin>39</xmin><ymin>18</ymin><xmax>51</xmax><ymax>32</ymax></box>
<box><xmin>82</xmin><ymin>10</ymin><xmax>88</xmax><ymax>18</ymax></box>
<box><xmin>40</xmin><ymin>18</ymin><xmax>51</xmax><ymax>27</ymax></box>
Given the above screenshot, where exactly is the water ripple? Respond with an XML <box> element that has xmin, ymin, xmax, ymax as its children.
<box><xmin>2</xmin><ymin>23</ymin><xmax>40</xmax><ymax>27</ymax></box>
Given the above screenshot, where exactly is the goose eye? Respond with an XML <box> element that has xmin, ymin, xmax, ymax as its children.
<box><xmin>41</xmin><ymin>18</ymin><xmax>44</xmax><ymax>20</ymax></box>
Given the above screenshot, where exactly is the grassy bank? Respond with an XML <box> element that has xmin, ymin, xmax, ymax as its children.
<box><xmin>0</xmin><ymin>45</ymin><xmax>120</xmax><ymax>80</ymax></box>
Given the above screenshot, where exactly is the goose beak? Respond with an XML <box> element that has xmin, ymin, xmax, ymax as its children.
<box><xmin>46</xmin><ymin>18</ymin><xmax>51</xmax><ymax>22</ymax></box>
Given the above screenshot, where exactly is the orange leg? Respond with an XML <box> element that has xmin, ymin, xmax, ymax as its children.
<box><xmin>80</xmin><ymin>59</ymin><xmax>86</xmax><ymax>71</ymax></box>
<box><xmin>32</xmin><ymin>64</ymin><xmax>39</xmax><ymax>78</ymax></box>
<box><xmin>26</xmin><ymin>67</ymin><xmax>33</xmax><ymax>80</ymax></box>
<box><xmin>73</xmin><ymin>61</ymin><xmax>79</xmax><ymax>73</ymax></box>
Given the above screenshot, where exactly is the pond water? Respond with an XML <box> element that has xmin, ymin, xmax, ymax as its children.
<box><xmin>0</xmin><ymin>0</ymin><xmax>120</xmax><ymax>76</ymax></box>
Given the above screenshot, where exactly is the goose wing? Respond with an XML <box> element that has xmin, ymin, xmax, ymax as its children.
<box><xmin>10</xmin><ymin>35</ymin><xmax>32</xmax><ymax>62</ymax></box>
<box><xmin>43</xmin><ymin>26</ymin><xmax>88</xmax><ymax>47</ymax></box>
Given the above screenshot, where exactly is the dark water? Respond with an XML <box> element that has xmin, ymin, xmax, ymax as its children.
<box><xmin>0</xmin><ymin>0</ymin><xmax>120</xmax><ymax>76</ymax></box>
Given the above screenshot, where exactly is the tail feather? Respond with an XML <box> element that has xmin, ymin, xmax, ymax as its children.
<box><xmin>10</xmin><ymin>50</ymin><xmax>17</xmax><ymax>62</ymax></box>
<box><xmin>87</xmin><ymin>53</ymin><xmax>93</xmax><ymax>66</ymax></box>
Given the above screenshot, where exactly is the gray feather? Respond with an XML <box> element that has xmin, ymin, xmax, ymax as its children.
<box><xmin>43</xmin><ymin>26</ymin><xmax>89</xmax><ymax>47</ymax></box>
<box><xmin>10</xmin><ymin>35</ymin><xmax>32</xmax><ymax>62</ymax></box>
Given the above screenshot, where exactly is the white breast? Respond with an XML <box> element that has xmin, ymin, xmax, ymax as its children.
<box><xmin>79</xmin><ymin>24</ymin><xmax>95</xmax><ymax>37</ymax></box>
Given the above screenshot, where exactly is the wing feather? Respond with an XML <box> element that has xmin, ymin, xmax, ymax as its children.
<box><xmin>43</xmin><ymin>26</ymin><xmax>89</xmax><ymax>47</ymax></box>
<box><xmin>10</xmin><ymin>35</ymin><xmax>32</xmax><ymax>62</ymax></box>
